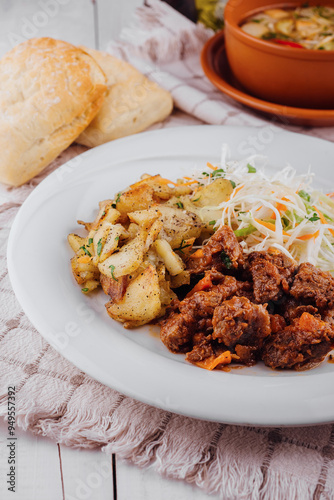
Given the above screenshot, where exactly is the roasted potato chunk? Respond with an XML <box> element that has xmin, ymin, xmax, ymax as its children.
<box><xmin>98</xmin><ymin>232</ymin><xmax>145</xmax><ymax>278</ymax></box>
<box><xmin>105</xmin><ymin>265</ymin><xmax>161</xmax><ymax>328</ymax></box>
<box><xmin>158</xmin><ymin>205</ymin><xmax>203</xmax><ymax>248</ymax></box>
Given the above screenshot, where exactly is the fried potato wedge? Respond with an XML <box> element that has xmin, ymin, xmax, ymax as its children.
<box><xmin>154</xmin><ymin>239</ymin><xmax>185</xmax><ymax>276</ymax></box>
<box><xmin>116</xmin><ymin>184</ymin><xmax>155</xmax><ymax>215</ymax></box>
<box><xmin>68</xmin><ymin>233</ymin><xmax>86</xmax><ymax>253</ymax></box>
<box><xmin>128</xmin><ymin>207</ymin><xmax>161</xmax><ymax>229</ymax></box>
<box><xmin>105</xmin><ymin>264</ymin><xmax>161</xmax><ymax>328</ymax></box>
<box><xmin>71</xmin><ymin>255</ymin><xmax>100</xmax><ymax>286</ymax></box>
<box><xmin>158</xmin><ymin>205</ymin><xmax>203</xmax><ymax>248</ymax></box>
<box><xmin>191</xmin><ymin>178</ymin><xmax>233</xmax><ymax>208</ymax></box>
<box><xmin>98</xmin><ymin>232</ymin><xmax>145</xmax><ymax>278</ymax></box>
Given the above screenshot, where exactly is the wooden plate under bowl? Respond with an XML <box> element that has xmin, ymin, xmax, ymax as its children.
<box><xmin>201</xmin><ymin>31</ymin><xmax>334</xmax><ymax>127</ymax></box>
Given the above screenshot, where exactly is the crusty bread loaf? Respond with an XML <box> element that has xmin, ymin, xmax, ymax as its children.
<box><xmin>76</xmin><ymin>48</ymin><xmax>173</xmax><ymax>148</ymax></box>
<box><xmin>0</xmin><ymin>38</ymin><xmax>107</xmax><ymax>186</ymax></box>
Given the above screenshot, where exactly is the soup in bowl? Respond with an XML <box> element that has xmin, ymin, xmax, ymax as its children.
<box><xmin>224</xmin><ymin>0</ymin><xmax>334</xmax><ymax>108</ymax></box>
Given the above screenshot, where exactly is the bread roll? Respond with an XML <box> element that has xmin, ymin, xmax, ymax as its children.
<box><xmin>0</xmin><ymin>38</ymin><xmax>107</xmax><ymax>186</ymax></box>
<box><xmin>76</xmin><ymin>48</ymin><xmax>173</xmax><ymax>148</ymax></box>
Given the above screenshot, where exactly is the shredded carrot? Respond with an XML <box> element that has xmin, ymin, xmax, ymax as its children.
<box><xmin>157</xmin><ymin>177</ymin><xmax>178</xmax><ymax>186</ymax></box>
<box><xmin>313</xmin><ymin>206</ymin><xmax>334</xmax><ymax>237</ymax></box>
<box><xmin>254</xmin><ymin>218</ymin><xmax>290</xmax><ymax>236</ymax></box>
<box><xmin>77</xmin><ymin>256</ymin><xmax>91</xmax><ymax>264</ymax></box>
<box><xmin>297</xmin><ymin>230</ymin><xmax>320</xmax><ymax>241</ymax></box>
<box><xmin>194</xmin><ymin>351</ymin><xmax>232</xmax><ymax>370</ymax></box>
<box><xmin>190</xmin><ymin>248</ymin><xmax>204</xmax><ymax>259</ymax></box>
<box><xmin>276</xmin><ymin>201</ymin><xmax>287</xmax><ymax>213</ymax></box>
<box><xmin>206</xmin><ymin>162</ymin><xmax>217</xmax><ymax>171</ymax></box>
<box><xmin>186</xmin><ymin>274</ymin><xmax>212</xmax><ymax>298</ymax></box>
<box><xmin>327</xmin><ymin>193</ymin><xmax>334</xmax><ymax>198</ymax></box>
<box><xmin>183</xmin><ymin>176</ymin><xmax>193</xmax><ymax>181</ymax></box>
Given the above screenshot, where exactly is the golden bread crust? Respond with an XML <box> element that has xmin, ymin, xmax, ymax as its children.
<box><xmin>76</xmin><ymin>48</ymin><xmax>173</xmax><ymax>148</ymax></box>
<box><xmin>0</xmin><ymin>38</ymin><xmax>107</xmax><ymax>186</ymax></box>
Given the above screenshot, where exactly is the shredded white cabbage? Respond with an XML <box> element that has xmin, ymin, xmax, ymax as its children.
<box><xmin>188</xmin><ymin>147</ymin><xmax>334</xmax><ymax>274</ymax></box>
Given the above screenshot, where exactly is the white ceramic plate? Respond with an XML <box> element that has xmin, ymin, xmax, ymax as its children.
<box><xmin>7</xmin><ymin>125</ymin><xmax>334</xmax><ymax>426</ymax></box>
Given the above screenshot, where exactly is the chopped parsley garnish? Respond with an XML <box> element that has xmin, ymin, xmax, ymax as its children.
<box><xmin>109</xmin><ymin>265</ymin><xmax>118</xmax><ymax>281</ymax></box>
<box><xmin>230</xmin><ymin>180</ymin><xmax>236</xmax><ymax>189</ymax></box>
<box><xmin>298</xmin><ymin>190</ymin><xmax>311</xmax><ymax>202</ymax></box>
<box><xmin>192</xmin><ymin>196</ymin><xmax>201</xmax><ymax>202</ymax></box>
<box><xmin>221</xmin><ymin>251</ymin><xmax>232</xmax><ymax>269</ymax></box>
<box><xmin>209</xmin><ymin>220</ymin><xmax>216</xmax><ymax>225</ymax></box>
<box><xmin>97</xmin><ymin>238</ymin><xmax>103</xmax><ymax>256</ymax></box>
<box><xmin>174</xmin><ymin>240</ymin><xmax>192</xmax><ymax>254</ymax></box>
<box><xmin>88</xmin><ymin>238</ymin><xmax>93</xmax><ymax>245</ymax></box>
<box><xmin>80</xmin><ymin>246</ymin><xmax>91</xmax><ymax>257</ymax></box>
<box><xmin>262</xmin><ymin>32</ymin><xmax>277</xmax><ymax>40</ymax></box>
<box><xmin>81</xmin><ymin>288</ymin><xmax>89</xmax><ymax>292</ymax></box>
<box><xmin>211</xmin><ymin>168</ymin><xmax>225</xmax><ymax>178</ymax></box>
<box><xmin>247</xmin><ymin>163</ymin><xmax>256</xmax><ymax>173</ymax></box>
<box><xmin>308</xmin><ymin>213</ymin><xmax>320</xmax><ymax>222</ymax></box>
<box><xmin>176</xmin><ymin>201</ymin><xmax>184</xmax><ymax>209</ymax></box>
<box><xmin>116</xmin><ymin>193</ymin><xmax>121</xmax><ymax>203</ymax></box>
<box><xmin>202</xmin><ymin>172</ymin><xmax>209</xmax><ymax>177</ymax></box>
<box><xmin>115</xmin><ymin>235</ymin><xmax>120</xmax><ymax>241</ymax></box>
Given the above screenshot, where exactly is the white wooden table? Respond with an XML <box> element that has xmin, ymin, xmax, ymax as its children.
<box><xmin>0</xmin><ymin>1</ymin><xmax>220</xmax><ymax>498</ymax></box>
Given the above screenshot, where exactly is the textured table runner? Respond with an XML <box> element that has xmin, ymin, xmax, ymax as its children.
<box><xmin>1</xmin><ymin>2</ymin><xmax>334</xmax><ymax>498</ymax></box>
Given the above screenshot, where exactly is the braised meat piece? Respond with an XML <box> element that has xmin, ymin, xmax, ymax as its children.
<box><xmin>283</xmin><ymin>297</ymin><xmax>319</xmax><ymax>324</ymax></box>
<box><xmin>235</xmin><ymin>280</ymin><xmax>254</xmax><ymax>302</ymax></box>
<box><xmin>324</xmin><ymin>308</ymin><xmax>334</xmax><ymax>328</ymax></box>
<box><xmin>212</xmin><ymin>296</ymin><xmax>271</xmax><ymax>351</ymax></box>
<box><xmin>160</xmin><ymin>311</ymin><xmax>195</xmax><ymax>353</ymax></box>
<box><xmin>234</xmin><ymin>344</ymin><xmax>258</xmax><ymax>366</ymax></box>
<box><xmin>160</xmin><ymin>275</ymin><xmax>240</xmax><ymax>352</ymax></box>
<box><xmin>262</xmin><ymin>312</ymin><xmax>334</xmax><ymax>370</ymax></box>
<box><xmin>270</xmin><ymin>314</ymin><xmax>286</xmax><ymax>333</ymax></box>
<box><xmin>247</xmin><ymin>251</ymin><xmax>297</xmax><ymax>303</ymax></box>
<box><xmin>186</xmin><ymin>333</ymin><xmax>214</xmax><ymax>363</ymax></box>
<box><xmin>179</xmin><ymin>276</ymin><xmax>239</xmax><ymax>318</ymax></box>
<box><xmin>290</xmin><ymin>262</ymin><xmax>334</xmax><ymax>309</ymax></box>
<box><xmin>187</xmin><ymin>226</ymin><xmax>244</xmax><ymax>274</ymax></box>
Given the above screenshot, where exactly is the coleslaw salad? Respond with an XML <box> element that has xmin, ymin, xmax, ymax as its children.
<box><xmin>178</xmin><ymin>147</ymin><xmax>334</xmax><ymax>273</ymax></box>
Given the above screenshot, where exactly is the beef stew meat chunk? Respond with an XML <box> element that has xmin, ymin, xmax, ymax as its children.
<box><xmin>234</xmin><ymin>344</ymin><xmax>258</xmax><ymax>366</ymax></box>
<box><xmin>160</xmin><ymin>275</ymin><xmax>240</xmax><ymax>353</ymax></box>
<box><xmin>290</xmin><ymin>262</ymin><xmax>334</xmax><ymax>309</ymax></box>
<box><xmin>247</xmin><ymin>251</ymin><xmax>297</xmax><ymax>303</ymax></box>
<box><xmin>324</xmin><ymin>308</ymin><xmax>334</xmax><ymax>328</ymax></box>
<box><xmin>179</xmin><ymin>276</ymin><xmax>239</xmax><ymax>318</ymax></box>
<box><xmin>186</xmin><ymin>333</ymin><xmax>214</xmax><ymax>363</ymax></box>
<box><xmin>187</xmin><ymin>226</ymin><xmax>244</xmax><ymax>274</ymax></box>
<box><xmin>279</xmin><ymin>296</ymin><xmax>319</xmax><ymax>324</ymax></box>
<box><xmin>212</xmin><ymin>296</ymin><xmax>271</xmax><ymax>351</ymax></box>
<box><xmin>262</xmin><ymin>312</ymin><xmax>334</xmax><ymax>370</ymax></box>
<box><xmin>160</xmin><ymin>311</ymin><xmax>195</xmax><ymax>353</ymax></box>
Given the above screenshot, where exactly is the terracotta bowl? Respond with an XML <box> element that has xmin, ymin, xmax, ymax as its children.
<box><xmin>224</xmin><ymin>0</ymin><xmax>334</xmax><ymax>109</ymax></box>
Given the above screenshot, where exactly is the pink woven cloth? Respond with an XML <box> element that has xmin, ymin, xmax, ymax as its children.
<box><xmin>1</xmin><ymin>2</ymin><xmax>334</xmax><ymax>498</ymax></box>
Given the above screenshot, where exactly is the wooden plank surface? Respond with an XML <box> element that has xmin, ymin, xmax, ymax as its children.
<box><xmin>60</xmin><ymin>444</ymin><xmax>115</xmax><ymax>500</ymax></box>
<box><xmin>0</xmin><ymin>419</ymin><xmax>63</xmax><ymax>499</ymax></box>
